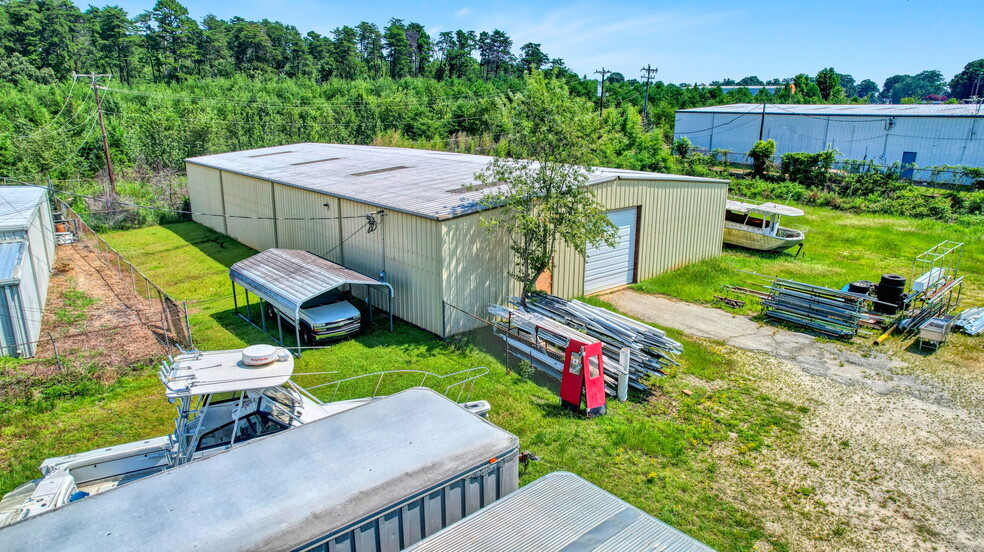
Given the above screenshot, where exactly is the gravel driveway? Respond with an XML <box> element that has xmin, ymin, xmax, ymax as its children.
<box><xmin>604</xmin><ymin>290</ymin><xmax>984</xmax><ymax>551</ymax></box>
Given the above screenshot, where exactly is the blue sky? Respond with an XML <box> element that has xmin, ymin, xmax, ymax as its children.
<box><xmin>97</xmin><ymin>0</ymin><xmax>978</xmax><ymax>86</ymax></box>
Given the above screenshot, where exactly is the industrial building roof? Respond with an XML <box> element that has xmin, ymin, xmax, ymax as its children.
<box><xmin>677</xmin><ymin>103</ymin><xmax>984</xmax><ymax>117</ymax></box>
<box><xmin>230</xmin><ymin>248</ymin><xmax>392</xmax><ymax>314</ymax></box>
<box><xmin>0</xmin><ymin>241</ymin><xmax>26</xmax><ymax>284</ymax></box>
<box><xmin>0</xmin><ymin>186</ymin><xmax>47</xmax><ymax>231</ymax></box>
<box><xmin>186</xmin><ymin>144</ymin><xmax>728</xmax><ymax>220</ymax></box>
<box><xmin>405</xmin><ymin>471</ymin><xmax>716</xmax><ymax>552</ymax></box>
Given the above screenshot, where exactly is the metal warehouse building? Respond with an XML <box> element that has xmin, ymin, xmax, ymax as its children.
<box><xmin>1</xmin><ymin>187</ymin><xmax>55</xmax><ymax>357</ymax></box>
<box><xmin>185</xmin><ymin>144</ymin><xmax>727</xmax><ymax>335</ymax></box>
<box><xmin>675</xmin><ymin>104</ymin><xmax>984</xmax><ymax>179</ymax></box>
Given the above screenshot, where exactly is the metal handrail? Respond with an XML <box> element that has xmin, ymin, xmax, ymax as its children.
<box><xmin>300</xmin><ymin>367</ymin><xmax>489</xmax><ymax>404</ymax></box>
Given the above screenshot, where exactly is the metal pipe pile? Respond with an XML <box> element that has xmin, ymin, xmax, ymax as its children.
<box><xmin>488</xmin><ymin>293</ymin><xmax>683</xmax><ymax>394</ymax></box>
<box><xmin>900</xmin><ymin>276</ymin><xmax>964</xmax><ymax>332</ymax></box>
<box><xmin>955</xmin><ymin>307</ymin><xmax>984</xmax><ymax>336</ymax></box>
<box><xmin>755</xmin><ymin>276</ymin><xmax>887</xmax><ymax>338</ymax></box>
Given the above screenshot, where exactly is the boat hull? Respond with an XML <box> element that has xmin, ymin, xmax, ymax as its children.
<box><xmin>724</xmin><ymin>226</ymin><xmax>804</xmax><ymax>252</ymax></box>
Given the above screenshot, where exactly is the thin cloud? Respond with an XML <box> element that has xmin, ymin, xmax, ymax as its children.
<box><xmin>455</xmin><ymin>7</ymin><xmax>471</xmax><ymax>17</ymax></box>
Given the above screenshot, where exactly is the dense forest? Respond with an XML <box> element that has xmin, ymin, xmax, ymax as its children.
<box><xmin>0</xmin><ymin>0</ymin><xmax>982</xmax><ymax>185</ymax></box>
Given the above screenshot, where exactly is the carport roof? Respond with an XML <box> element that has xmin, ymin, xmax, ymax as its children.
<box><xmin>186</xmin><ymin>144</ymin><xmax>728</xmax><ymax>220</ymax></box>
<box><xmin>0</xmin><ymin>186</ymin><xmax>47</xmax><ymax>232</ymax></box>
<box><xmin>0</xmin><ymin>241</ymin><xmax>26</xmax><ymax>284</ymax></box>
<box><xmin>229</xmin><ymin>249</ymin><xmax>391</xmax><ymax>314</ymax></box>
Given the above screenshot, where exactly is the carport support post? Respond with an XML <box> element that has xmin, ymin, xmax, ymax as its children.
<box><xmin>294</xmin><ymin>306</ymin><xmax>302</xmax><ymax>358</ymax></box>
<box><xmin>260</xmin><ymin>299</ymin><xmax>266</xmax><ymax>332</ymax></box>
<box><xmin>231</xmin><ymin>281</ymin><xmax>238</xmax><ymax>316</ymax></box>
<box><xmin>245</xmin><ymin>289</ymin><xmax>251</xmax><ymax>321</ymax></box>
<box><xmin>277</xmin><ymin>312</ymin><xmax>284</xmax><ymax>348</ymax></box>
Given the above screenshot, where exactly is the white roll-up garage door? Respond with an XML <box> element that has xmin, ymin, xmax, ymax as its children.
<box><xmin>583</xmin><ymin>207</ymin><xmax>637</xmax><ymax>294</ymax></box>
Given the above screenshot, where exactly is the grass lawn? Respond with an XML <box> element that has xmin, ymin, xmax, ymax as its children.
<box><xmin>0</xmin><ymin>221</ymin><xmax>807</xmax><ymax>551</ymax></box>
<box><xmin>635</xmin><ymin>204</ymin><xmax>984</xmax><ymax>315</ymax></box>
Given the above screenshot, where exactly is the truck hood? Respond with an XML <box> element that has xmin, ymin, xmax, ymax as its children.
<box><xmin>300</xmin><ymin>301</ymin><xmax>360</xmax><ymax>324</ymax></box>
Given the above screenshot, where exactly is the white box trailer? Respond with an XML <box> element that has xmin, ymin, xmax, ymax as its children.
<box><xmin>0</xmin><ymin>388</ymin><xmax>519</xmax><ymax>552</ymax></box>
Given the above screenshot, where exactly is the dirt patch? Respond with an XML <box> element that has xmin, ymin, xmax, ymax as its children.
<box><xmin>605</xmin><ymin>290</ymin><xmax>984</xmax><ymax>551</ymax></box>
<box><xmin>17</xmin><ymin>242</ymin><xmax>166</xmax><ymax>383</ymax></box>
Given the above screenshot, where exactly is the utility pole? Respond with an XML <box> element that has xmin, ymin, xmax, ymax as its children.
<box><xmin>640</xmin><ymin>65</ymin><xmax>658</xmax><ymax>128</ymax></box>
<box><xmin>594</xmin><ymin>67</ymin><xmax>611</xmax><ymax>118</ymax></box>
<box><xmin>74</xmin><ymin>72</ymin><xmax>116</xmax><ymax>194</ymax></box>
<box><xmin>758</xmin><ymin>102</ymin><xmax>767</xmax><ymax>141</ymax></box>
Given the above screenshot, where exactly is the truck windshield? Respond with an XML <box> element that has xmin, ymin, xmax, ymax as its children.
<box><xmin>305</xmin><ymin>291</ymin><xmax>345</xmax><ymax>308</ymax></box>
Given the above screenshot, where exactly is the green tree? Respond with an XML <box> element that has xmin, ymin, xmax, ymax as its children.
<box><xmin>880</xmin><ymin>70</ymin><xmax>946</xmax><ymax>103</ymax></box>
<box><xmin>792</xmin><ymin>73</ymin><xmax>821</xmax><ymax>102</ymax></box>
<box><xmin>87</xmin><ymin>6</ymin><xmax>139</xmax><ymax>83</ymax></box>
<box><xmin>476</xmin><ymin>72</ymin><xmax>615</xmax><ymax>305</ymax></box>
<box><xmin>737</xmin><ymin>76</ymin><xmax>764</xmax><ymax>86</ymax></box>
<box><xmin>857</xmin><ymin>79</ymin><xmax>878</xmax><ymax>101</ymax></box>
<box><xmin>330</xmin><ymin>26</ymin><xmax>363</xmax><ymax>79</ymax></box>
<box><xmin>519</xmin><ymin>42</ymin><xmax>548</xmax><ymax>72</ymax></box>
<box><xmin>815</xmin><ymin>68</ymin><xmax>844</xmax><ymax>102</ymax></box>
<box><xmin>355</xmin><ymin>22</ymin><xmax>384</xmax><ymax>78</ymax></box>
<box><xmin>748</xmin><ymin>139</ymin><xmax>776</xmax><ymax>178</ymax></box>
<box><xmin>383</xmin><ymin>18</ymin><xmax>411</xmax><ymax>78</ymax></box>
<box><xmin>948</xmin><ymin>59</ymin><xmax>984</xmax><ymax>100</ymax></box>
<box><xmin>405</xmin><ymin>22</ymin><xmax>431</xmax><ymax>77</ymax></box>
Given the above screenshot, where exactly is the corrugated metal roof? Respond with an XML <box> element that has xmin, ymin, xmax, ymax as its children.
<box><xmin>186</xmin><ymin>144</ymin><xmax>728</xmax><ymax>220</ymax></box>
<box><xmin>677</xmin><ymin>103</ymin><xmax>984</xmax><ymax>117</ymax></box>
<box><xmin>0</xmin><ymin>388</ymin><xmax>520</xmax><ymax>552</ymax></box>
<box><xmin>405</xmin><ymin>471</ymin><xmax>717</xmax><ymax>552</ymax></box>
<box><xmin>0</xmin><ymin>186</ymin><xmax>47</xmax><ymax>231</ymax></box>
<box><xmin>0</xmin><ymin>241</ymin><xmax>26</xmax><ymax>284</ymax></box>
<box><xmin>229</xmin><ymin>248</ymin><xmax>391</xmax><ymax>314</ymax></box>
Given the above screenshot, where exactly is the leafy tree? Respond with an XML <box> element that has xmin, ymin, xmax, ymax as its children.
<box><xmin>478</xmin><ymin>29</ymin><xmax>512</xmax><ymax>78</ymax></box>
<box><xmin>330</xmin><ymin>26</ymin><xmax>363</xmax><ymax>79</ymax></box>
<box><xmin>383</xmin><ymin>18</ymin><xmax>411</xmax><ymax>78</ymax></box>
<box><xmin>815</xmin><ymin>67</ymin><xmax>844</xmax><ymax>101</ymax></box>
<box><xmin>86</xmin><ymin>6</ymin><xmax>139</xmax><ymax>83</ymax></box>
<box><xmin>880</xmin><ymin>70</ymin><xmax>946</xmax><ymax>103</ymax></box>
<box><xmin>948</xmin><ymin>59</ymin><xmax>984</xmax><ymax>100</ymax></box>
<box><xmin>404</xmin><ymin>22</ymin><xmax>431</xmax><ymax>77</ymax></box>
<box><xmin>737</xmin><ymin>76</ymin><xmax>764</xmax><ymax>86</ymax></box>
<box><xmin>748</xmin><ymin>139</ymin><xmax>776</xmax><ymax>178</ymax></box>
<box><xmin>519</xmin><ymin>42</ymin><xmax>548</xmax><ymax>72</ymax></box>
<box><xmin>838</xmin><ymin>72</ymin><xmax>857</xmax><ymax>98</ymax></box>
<box><xmin>476</xmin><ymin>72</ymin><xmax>615</xmax><ymax>305</ymax></box>
<box><xmin>792</xmin><ymin>73</ymin><xmax>821</xmax><ymax>102</ymax></box>
<box><xmin>857</xmin><ymin>79</ymin><xmax>879</xmax><ymax>101</ymax></box>
<box><xmin>355</xmin><ymin>22</ymin><xmax>385</xmax><ymax>78</ymax></box>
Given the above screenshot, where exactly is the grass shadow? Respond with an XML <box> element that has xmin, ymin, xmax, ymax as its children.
<box><xmin>159</xmin><ymin>222</ymin><xmax>257</xmax><ymax>270</ymax></box>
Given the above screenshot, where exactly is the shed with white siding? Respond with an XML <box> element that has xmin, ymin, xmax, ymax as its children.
<box><xmin>185</xmin><ymin>144</ymin><xmax>727</xmax><ymax>336</ymax></box>
<box><xmin>675</xmin><ymin>104</ymin><xmax>984</xmax><ymax>181</ymax></box>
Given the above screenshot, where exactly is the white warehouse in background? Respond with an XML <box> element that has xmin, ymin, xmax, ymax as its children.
<box><xmin>675</xmin><ymin>103</ymin><xmax>984</xmax><ymax>181</ymax></box>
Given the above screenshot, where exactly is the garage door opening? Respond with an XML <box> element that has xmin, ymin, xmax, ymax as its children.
<box><xmin>583</xmin><ymin>207</ymin><xmax>638</xmax><ymax>294</ymax></box>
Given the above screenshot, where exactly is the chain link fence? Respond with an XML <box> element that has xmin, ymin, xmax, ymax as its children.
<box><xmin>57</xmin><ymin>198</ymin><xmax>194</xmax><ymax>351</ymax></box>
<box><xmin>442</xmin><ymin>301</ymin><xmax>561</xmax><ymax>393</ymax></box>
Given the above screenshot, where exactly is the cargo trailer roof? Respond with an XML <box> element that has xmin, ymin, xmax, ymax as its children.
<box><xmin>0</xmin><ymin>388</ymin><xmax>518</xmax><ymax>552</ymax></box>
<box><xmin>0</xmin><ymin>186</ymin><xmax>47</xmax><ymax>232</ymax></box>
<box><xmin>186</xmin><ymin>144</ymin><xmax>728</xmax><ymax>220</ymax></box>
<box><xmin>406</xmin><ymin>471</ymin><xmax>717</xmax><ymax>552</ymax></box>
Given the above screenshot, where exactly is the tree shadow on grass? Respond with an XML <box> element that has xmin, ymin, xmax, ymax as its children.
<box><xmin>159</xmin><ymin>222</ymin><xmax>257</xmax><ymax>270</ymax></box>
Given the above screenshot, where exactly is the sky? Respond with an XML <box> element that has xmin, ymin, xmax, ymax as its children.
<box><xmin>97</xmin><ymin>0</ymin><xmax>980</xmax><ymax>87</ymax></box>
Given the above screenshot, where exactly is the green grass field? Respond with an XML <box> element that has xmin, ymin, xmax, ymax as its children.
<box><xmin>634</xmin><ymin>204</ymin><xmax>984</xmax><ymax>316</ymax></box>
<box><xmin>0</xmin><ymin>221</ymin><xmax>806</xmax><ymax>551</ymax></box>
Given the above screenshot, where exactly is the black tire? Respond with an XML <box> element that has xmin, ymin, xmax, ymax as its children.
<box><xmin>879</xmin><ymin>274</ymin><xmax>906</xmax><ymax>288</ymax></box>
<box><xmin>300</xmin><ymin>325</ymin><xmax>314</xmax><ymax>346</ymax></box>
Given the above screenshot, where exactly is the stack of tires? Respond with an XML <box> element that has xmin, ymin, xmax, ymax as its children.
<box><xmin>847</xmin><ymin>280</ymin><xmax>876</xmax><ymax>295</ymax></box>
<box><xmin>874</xmin><ymin>274</ymin><xmax>907</xmax><ymax>314</ymax></box>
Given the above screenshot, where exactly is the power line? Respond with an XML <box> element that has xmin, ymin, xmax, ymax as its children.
<box><xmin>74</xmin><ymin>72</ymin><xmax>117</xmax><ymax>192</ymax></box>
<box><xmin>594</xmin><ymin>68</ymin><xmax>611</xmax><ymax>118</ymax></box>
<box><xmin>640</xmin><ymin>65</ymin><xmax>658</xmax><ymax>128</ymax></box>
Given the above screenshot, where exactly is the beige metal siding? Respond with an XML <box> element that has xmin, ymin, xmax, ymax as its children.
<box><xmin>338</xmin><ymin>199</ymin><xmax>444</xmax><ymax>334</ymax></box>
<box><xmin>553</xmin><ymin>179</ymin><xmax>726</xmax><ymax>297</ymax></box>
<box><xmin>186</xmin><ymin>164</ymin><xmax>227</xmax><ymax>233</ymax></box>
<box><xmin>221</xmin><ymin>172</ymin><xmax>276</xmax><ymax>252</ymax></box>
<box><xmin>273</xmin><ymin>186</ymin><xmax>343</xmax><ymax>263</ymax></box>
<box><xmin>440</xmin><ymin>213</ymin><xmax>519</xmax><ymax>335</ymax></box>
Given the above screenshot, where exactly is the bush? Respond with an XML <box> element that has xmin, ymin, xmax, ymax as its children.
<box><xmin>747</xmin><ymin>139</ymin><xmax>776</xmax><ymax>178</ymax></box>
<box><xmin>781</xmin><ymin>149</ymin><xmax>837</xmax><ymax>187</ymax></box>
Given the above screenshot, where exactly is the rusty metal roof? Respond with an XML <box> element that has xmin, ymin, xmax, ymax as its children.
<box><xmin>229</xmin><ymin>249</ymin><xmax>391</xmax><ymax>314</ymax></box>
<box><xmin>186</xmin><ymin>144</ymin><xmax>728</xmax><ymax>221</ymax></box>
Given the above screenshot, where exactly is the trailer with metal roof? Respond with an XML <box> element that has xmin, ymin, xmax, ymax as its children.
<box><xmin>0</xmin><ymin>186</ymin><xmax>54</xmax><ymax>357</ymax></box>
<box><xmin>186</xmin><ymin>144</ymin><xmax>729</xmax><ymax>336</ymax></box>
<box><xmin>405</xmin><ymin>471</ymin><xmax>717</xmax><ymax>552</ymax></box>
<box><xmin>0</xmin><ymin>388</ymin><xmax>519</xmax><ymax>552</ymax></box>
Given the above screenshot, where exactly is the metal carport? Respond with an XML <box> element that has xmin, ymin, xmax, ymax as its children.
<box><xmin>229</xmin><ymin>249</ymin><xmax>393</xmax><ymax>356</ymax></box>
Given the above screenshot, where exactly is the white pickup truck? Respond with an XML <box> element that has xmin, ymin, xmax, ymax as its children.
<box><xmin>268</xmin><ymin>291</ymin><xmax>362</xmax><ymax>344</ymax></box>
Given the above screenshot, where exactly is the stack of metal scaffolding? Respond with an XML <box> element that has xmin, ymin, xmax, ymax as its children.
<box><xmin>488</xmin><ymin>293</ymin><xmax>682</xmax><ymax>395</ymax></box>
<box><xmin>955</xmin><ymin>307</ymin><xmax>984</xmax><ymax>336</ymax></box>
<box><xmin>756</xmin><ymin>277</ymin><xmax>888</xmax><ymax>338</ymax></box>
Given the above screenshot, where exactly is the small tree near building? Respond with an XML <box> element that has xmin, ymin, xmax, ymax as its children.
<box><xmin>748</xmin><ymin>139</ymin><xmax>776</xmax><ymax>178</ymax></box>
<box><xmin>475</xmin><ymin>71</ymin><xmax>617</xmax><ymax>305</ymax></box>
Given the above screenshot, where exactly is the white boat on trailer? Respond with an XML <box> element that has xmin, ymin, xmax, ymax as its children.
<box><xmin>0</xmin><ymin>345</ymin><xmax>489</xmax><ymax>528</ymax></box>
<box><xmin>724</xmin><ymin>198</ymin><xmax>806</xmax><ymax>252</ymax></box>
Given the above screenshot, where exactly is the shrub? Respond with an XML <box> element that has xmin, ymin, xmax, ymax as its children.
<box><xmin>747</xmin><ymin>139</ymin><xmax>776</xmax><ymax>178</ymax></box>
<box><xmin>781</xmin><ymin>149</ymin><xmax>837</xmax><ymax>188</ymax></box>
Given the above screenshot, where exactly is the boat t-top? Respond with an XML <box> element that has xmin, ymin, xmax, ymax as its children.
<box><xmin>0</xmin><ymin>345</ymin><xmax>489</xmax><ymax>527</ymax></box>
<box><xmin>724</xmin><ymin>198</ymin><xmax>806</xmax><ymax>252</ymax></box>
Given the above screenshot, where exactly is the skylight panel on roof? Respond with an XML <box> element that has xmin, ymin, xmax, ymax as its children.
<box><xmin>350</xmin><ymin>166</ymin><xmax>410</xmax><ymax>177</ymax></box>
<box><xmin>248</xmin><ymin>151</ymin><xmax>294</xmax><ymax>158</ymax></box>
<box><xmin>291</xmin><ymin>157</ymin><xmax>342</xmax><ymax>166</ymax></box>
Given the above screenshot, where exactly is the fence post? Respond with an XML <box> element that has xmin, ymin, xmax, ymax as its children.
<box><xmin>183</xmin><ymin>302</ymin><xmax>194</xmax><ymax>350</ymax></box>
<box><xmin>49</xmin><ymin>332</ymin><xmax>63</xmax><ymax>371</ymax></box>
